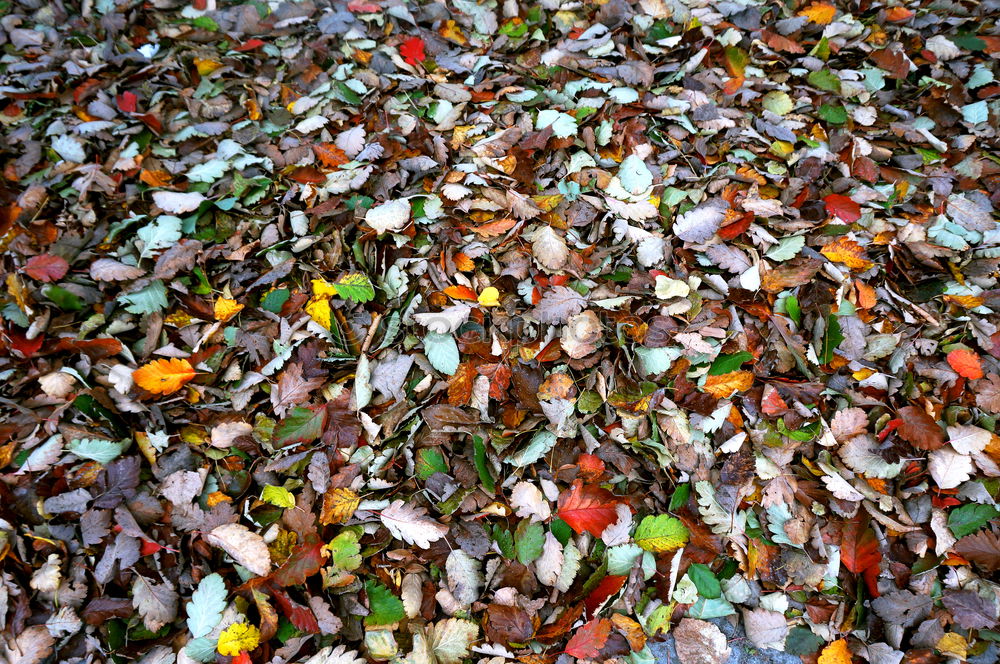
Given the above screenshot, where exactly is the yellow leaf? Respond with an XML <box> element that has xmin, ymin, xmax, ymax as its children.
<box><xmin>439</xmin><ymin>19</ymin><xmax>467</xmax><ymax>45</ymax></box>
<box><xmin>214</xmin><ymin>297</ymin><xmax>245</xmax><ymax>322</ymax></box>
<box><xmin>320</xmin><ymin>487</ymin><xmax>361</xmax><ymax>525</ymax></box>
<box><xmin>702</xmin><ymin>370</ymin><xmax>755</xmax><ymax>398</ymax></box>
<box><xmin>821</xmin><ymin>236</ymin><xmax>875</xmax><ymax>271</ymax></box>
<box><xmin>217</xmin><ymin>622</ymin><xmax>261</xmax><ymax>656</ymax></box>
<box><xmin>817</xmin><ymin>639</ymin><xmax>852</xmax><ymax>664</ymax></box>
<box><xmin>194</xmin><ymin>58</ymin><xmax>223</xmax><ymax>76</ymax></box>
<box><xmin>477</xmin><ymin>286</ymin><xmax>500</xmax><ymax>307</ymax></box>
<box><xmin>305</xmin><ymin>297</ymin><xmax>332</xmax><ymax>330</ymax></box>
<box><xmin>798</xmin><ymin>2</ymin><xmax>837</xmax><ymax>24</ymax></box>
<box><xmin>133</xmin><ymin>358</ymin><xmax>196</xmax><ymax>395</ymax></box>
<box><xmin>936</xmin><ymin>633</ymin><xmax>967</xmax><ymax>659</ymax></box>
<box><xmin>312</xmin><ymin>278</ymin><xmax>338</xmax><ymax>298</ymax></box>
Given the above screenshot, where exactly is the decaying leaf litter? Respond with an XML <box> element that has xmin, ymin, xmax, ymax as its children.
<box><xmin>1</xmin><ymin>0</ymin><xmax>1000</xmax><ymax>663</ymax></box>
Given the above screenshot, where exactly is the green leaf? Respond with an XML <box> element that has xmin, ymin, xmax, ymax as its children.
<box><xmin>514</xmin><ymin>520</ymin><xmax>544</xmax><ymax>564</ymax></box>
<box><xmin>668</xmin><ymin>485</ymin><xmax>690</xmax><ymax>514</ymax></box>
<box><xmin>261</xmin><ymin>288</ymin><xmax>290</xmax><ymax>313</ymax></box>
<box><xmin>762</xmin><ymin>91</ymin><xmax>793</xmax><ymax>116</ymax></box>
<box><xmin>818</xmin><ymin>104</ymin><xmax>847</xmax><ymax>124</ymax></box>
<box><xmin>186</xmin><ymin>573</ymin><xmax>226</xmax><ymax>638</ymax></box>
<box><xmin>550</xmin><ymin>518</ymin><xmax>572</xmax><ymax>546</ymax></box>
<box><xmin>492</xmin><ymin>525</ymin><xmax>515</xmax><ymax>559</ymax></box>
<box><xmin>473</xmin><ymin>435</ymin><xmax>496</xmax><ymax>494</ymax></box>
<box><xmin>334</xmin><ymin>273</ymin><xmax>376</xmax><ymax>303</ymax></box>
<box><xmin>634</xmin><ymin>515</ymin><xmax>689</xmax><ymax>552</ymax></box>
<box><xmin>509</xmin><ymin>430</ymin><xmax>557</xmax><ymax>467</ymax></box>
<box><xmin>272</xmin><ymin>405</ymin><xmax>327</xmax><ymax>448</ymax></box>
<box><xmin>415</xmin><ymin>447</ymin><xmax>448</xmax><ymax>480</ymax></box>
<box><xmin>618</xmin><ymin>154</ymin><xmax>654</xmax><ymax>196</ymax></box>
<box><xmin>261</xmin><ymin>485</ymin><xmax>296</xmax><ymax>508</ymax></box>
<box><xmin>192</xmin><ymin>15</ymin><xmax>219</xmax><ymax>31</ymax></box>
<box><xmin>948</xmin><ymin>504</ymin><xmax>1000</xmax><ymax>538</ymax></box>
<box><xmin>120</xmin><ymin>280</ymin><xmax>169</xmax><ymax>315</ymax></box>
<box><xmin>820</xmin><ymin>314</ymin><xmax>844</xmax><ymax>364</ymax></box>
<box><xmin>328</xmin><ymin>531</ymin><xmax>362</xmax><ymax>571</ymax></box>
<box><xmin>807</xmin><ymin>70</ymin><xmax>841</xmax><ymax>94</ymax></box>
<box><xmin>708</xmin><ymin>351</ymin><xmax>753</xmax><ymax>376</ymax></box>
<box><xmin>43</xmin><ymin>285</ymin><xmax>85</xmax><ymax>311</ymax></box>
<box><xmin>577</xmin><ymin>390</ymin><xmax>603</xmax><ymax>413</ymax></box>
<box><xmin>138</xmin><ymin>216</ymin><xmax>183</xmax><ymax>259</ymax></box>
<box><xmin>785</xmin><ymin>296</ymin><xmax>801</xmax><ymax>326</ymax></box>
<box><xmin>765</xmin><ymin>235</ymin><xmax>805</xmax><ymax>261</ymax></box>
<box><xmin>365</xmin><ymin>580</ymin><xmax>405</xmax><ymax>626</ymax></box>
<box><xmin>185</xmin><ymin>637</ymin><xmax>219</xmax><ymax>662</ymax></box>
<box><xmin>785</xmin><ymin>626</ymin><xmax>824</xmax><ymax>655</ymax></box>
<box><xmin>67</xmin><ymin>438</ymin><xmax>125</xmax><ymax>464</ymax></box>
<box><xmin>424</xmin><ymin>332</ymin><xmax>459</xmax><ymax>375</ymax></box>
<box><xmin>535</xmin><ymin>109</ymin><xmax>578</xmax><ymax>138</ymax></box>
<box><xmin>687</xmin><ymin>563</ymin><xmax>721</xmax><ymax>599</ymax></box>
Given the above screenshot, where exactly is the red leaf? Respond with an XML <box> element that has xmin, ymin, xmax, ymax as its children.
<box><xmin>232</xmin><ymin>653</ymin><xmax>252</xmax><ymax>664</ymax></box>
<box><xmin>947</xmin><ymin>348</ymin><xmax>984</xmax><ymax>380</ymax></box>
<box><xmin>565</xmin><ymin>618</ymin><xmax>612</xmax><ymax>658</ymax></box>
<box><xmin>824</xmin><ymin>193</ymin><xmax>861</xmax><ymax>223</ymax></box>
<box><xmin>116</xmin><ymin>91</ymin><xmax>138</xmax><ymax>113</ymax></box>
<box><xmin>347</xmin><ymin>0</ymin><xmax>381</xmax><ymax>11</ymax></box>
<box><xmin>270</xmin><ymin>587</ymin><xmax>319</xmax><ymax>633</ymax></box>
<box><xmin>557</xmin><ymin>481</ymin><xmax>620</xmax><ymax>537</ymax></box>
<box><xmin>270</xmin><ymin>533</ymin><xmax>327</xmax><ymax>587</ymax></box>
<box><xmin>23</xmin><ymin>254</ymin><xmax>69</xmax><ymax>282</ymax></box>
<box><xmin>5</xmin><ymin>329</ymin><xmax>43</xmax><ymax>358</ymax></box>
<box><xmin>399</xmin><ymin>37</ymin><xmax>426</xmax><ymax>65</ymax></box>
<box><xmin>841</xmin><ymin>516</ymin><xmax>881</xmax><ymax>574</ymax></box>
<box><xmin>584</xmin><ymin>575</ymin><xmax>626</xmax><ymax>619</ymax></box>
<box><xmin>235</xmin><ymin>39</ymin><xmax>266</xmax><ymax>52</ymax></box>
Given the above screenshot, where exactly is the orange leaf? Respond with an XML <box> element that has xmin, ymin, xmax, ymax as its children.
<box><xmin>947</xmin><ymin>348</ymin><xmax>984</xmax><ymax>380</ymax></box>
<box><xmin>443</xmin><ymin>285</ymin><xmax>478</xmax><ymax>301</ymax></box>
<box><xmin>885</xmin><ymin>7</ymin><xmax>914</xmax><ymax>22</ymax></box>
<box><xmin>313</xmin><ymin>143</ymin><xmax>349</xmax><ymax>169</ymax></box>
<box><xmin>798</xmin><ymin>2</ymin><xmax>837</xmax><ymax>25</ymax></box>
<box><xmin>817</xmin><ymin>639</ymin><xmax>852</xmax><ymax>664</ymax></box>
<box><xmin>702</xmin><ymin>370</ymin><xmax>755</xmax><ymax>398</ymax></box>
<box><xmin>133</xmin><ymin>358</ymin><xmax>196</xmax><ymax>395</ymax></box>
<box><xmin>821</xmin><ymin>236</ymin><xmax>874</xmax><ymax>271</ymax></box>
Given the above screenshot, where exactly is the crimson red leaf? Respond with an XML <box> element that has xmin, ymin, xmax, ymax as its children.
<box><xmin>824</xmin><ymin>193</ymin><xmax>861</xmax><ymax>223</ymax></box>
<box><xmin>565</xmin><ymin>618</ymin><xmax>612</xmax><ymax>658</ymax></box>
<box><xmin>557</xmin><ymin>481</ymin><xmax>620</xmax><ymax>537</ymax></box>
<box><xmin>23</xmin><ymin>254</ymin><xmax>69</xmax><ymax>282</ymax></box>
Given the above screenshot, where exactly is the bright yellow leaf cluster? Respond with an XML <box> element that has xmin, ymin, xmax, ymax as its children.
<box><xmin>217</xmin><ymin>622</ymin><xmax>261</xmax><ymax>656</ymax></box>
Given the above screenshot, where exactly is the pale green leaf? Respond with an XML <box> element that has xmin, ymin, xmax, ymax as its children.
<box><xmin>423</xmin><ymin>332</ymin><xmax>459</xmax><ymax>375</ymax></box>
<box><xmin>186</xmin><ymin>573</ymin><xmax>226</xmax><ymax>638</ymax></box>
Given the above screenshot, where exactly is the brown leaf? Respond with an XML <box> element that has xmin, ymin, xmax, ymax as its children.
<box><xmin>896</xmin><ymin>406</ymin><xmax>946</xmax><ymax>450</ymax></box>
<box><xmin>954</xmin><ymin>530</ymin><xmax>1000</xmax><ymax>571</ymax></box>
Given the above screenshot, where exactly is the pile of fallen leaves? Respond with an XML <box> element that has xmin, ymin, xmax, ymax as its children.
<box><xmin>2</xmin><ymin>0</ymin><xmax>1000</xmax><ymax>663</ymax></box>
